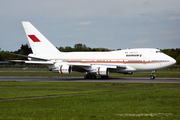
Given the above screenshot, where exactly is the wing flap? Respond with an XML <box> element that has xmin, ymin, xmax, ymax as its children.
<box><xmin>91</xmin><ymin>64</ymin><xmax>126</xmax><ymax>69</ymax></box>
<box><xmin>67</xmin><ymin>63</ymin><xmax>126</xmax><ymax>69</ymax></box>
<box><xmin>67</xmin><ymin>63</ymin><xmax>91</xmax><ymax>67</ymax></box>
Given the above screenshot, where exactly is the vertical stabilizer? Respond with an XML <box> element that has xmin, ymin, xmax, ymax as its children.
<box><xmin>22</xmin><ymin>21</ymin><xmax>60</xmax><ymax>57</ymax></box>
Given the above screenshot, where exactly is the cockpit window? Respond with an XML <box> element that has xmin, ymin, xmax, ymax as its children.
<box><xmin>156</xmin><ymin>51</ymin><xmax>163</xmax><ymax>53</ymax></box>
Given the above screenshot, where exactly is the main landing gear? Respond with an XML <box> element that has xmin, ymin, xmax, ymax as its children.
<box><xmin>84</xmin><ymin>73</ymin><xmax>97</xmax><ymax>79</ymax></box>
<box><xmin>150</xmin><ymin>71</ymin><xmax>156</xmax><ymax>79</ymax></box>
<box><xmin>84</xmin><ymin>73</ymin><xmax>109</xmax><ymax>79</ymax></box>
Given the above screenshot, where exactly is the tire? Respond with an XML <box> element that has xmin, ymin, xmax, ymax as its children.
<box><xmin>92</xmin><ymin>75</ymin><xmax>96</xmax><ymax>79</ymax></box>
<box><xmin>101</xmin><ymin>76</ymin><xmax>109</xmax><ymax>79</ymax></box>
<box><xmin>150</xmin><ymin>75</ymin><xmax>155</xmax><ymax>80</ymax></box>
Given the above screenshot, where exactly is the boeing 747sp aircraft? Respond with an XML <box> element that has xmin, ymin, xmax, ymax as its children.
<box><xmin>19</xmin><ymin>21</ymin><xmax>176</xmax><ymax>79</ymax></box>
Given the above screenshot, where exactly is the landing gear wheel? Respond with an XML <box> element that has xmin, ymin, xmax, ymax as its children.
<box><xmin>92</xmin><ymin>75</ymin><xmax>96</xmax><ymax>79</ymax></box>
<box><xmin>84</xmin><ymin>75</ymin><xmax>88</xmax><ymax>79</ymax></box>
<box><xmin>150</xmin><ymin>71</ymin><xmax>156</xmax><ymax>80</ymax></box>
<box><xmin>150</xmin><ymin>75</ymin><xmax>155</xmax><ymax>80</ymax></box>
<box><xmin>101</xmin><ymin>76</ymin><xmax>109</xmax><ymax>79</ymax></box>
<box><xmin>84</xmin><ymin>74</ymin><xmax>96</xmax><ymax>79</ymax></box>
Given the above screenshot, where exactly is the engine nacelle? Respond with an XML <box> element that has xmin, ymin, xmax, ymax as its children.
<box><xmin>96</xmin><ymin>67</ymin><xmax>109</xmax><ymax>75</ymax></box>
<box><xmin>123</xmin><ymin>72</ymin><xmax>134</xmax><ymax>75</ymax></box>
<box><xmin>59</xmin><ymin>65</ymin><xmax>72</xmax><ymax>74</ymax></box>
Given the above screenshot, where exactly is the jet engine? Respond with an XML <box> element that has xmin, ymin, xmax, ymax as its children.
<box><xmin>59</xmin><ymin>65</ymin><xmax>72</xmax><ymax>74</ymax></box>
<box><xmin>96</xmin><ymin>67</ymin><xmax>109</xmax><ymax>75</ymax></box>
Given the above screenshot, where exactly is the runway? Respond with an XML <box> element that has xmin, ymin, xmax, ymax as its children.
<box><xmin>0</xmin><ymin>77</ymin><xmax>180</xmax><ymax>83</ymax></box>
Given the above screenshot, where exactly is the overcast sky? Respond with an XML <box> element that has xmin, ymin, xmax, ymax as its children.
<box><xmin>0</xmin><ymin>0</ymin><xmax>180</xmax><ymax>51</ymax></box>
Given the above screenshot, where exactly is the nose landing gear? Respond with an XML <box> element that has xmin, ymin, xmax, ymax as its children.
<box><xmin>150</xmin><ymin>71</ymin><xmax>156</xmax><ymax>79</ymax></box>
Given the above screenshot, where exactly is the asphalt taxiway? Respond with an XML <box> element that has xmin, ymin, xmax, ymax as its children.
<box><xmin>0</xmin><ymin>77</ymin><xmax>180</xmax><ymax>83</ymax></box>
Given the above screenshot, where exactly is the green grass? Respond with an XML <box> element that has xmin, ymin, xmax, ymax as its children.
<box><xmin>0</xmin><ymin>82</ymin><xmax>180</xmax><ymax>119</ymax></box>
<box><xmin>0</xmin><ymin>68</ymin><xmax>180</xmax><ymax>78</ymax></box>
<box><xmin>0</xmin><ymin>82</ymin><xmax>179</xmax><ymax>99</ymax></box>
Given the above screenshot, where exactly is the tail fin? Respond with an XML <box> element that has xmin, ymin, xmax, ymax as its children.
<box><xmin>22</xmin><ymin>21</ymin><xmax>61</xmax><ymax>56</ymax></box>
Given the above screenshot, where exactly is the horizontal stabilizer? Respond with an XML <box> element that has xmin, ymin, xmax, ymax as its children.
<box><xmin>8</xmin><ymin>60</ymin><xmax>54</xmax><ymax>64</ymax></box>
<box><xmin>25</xmin><ymin>61</ymin><xmax>54</xmax><ymax>64</ymax></box>
<box><xmin>9</xmin><ymin>53</ymin><xmax>49</xmax><ymax>61</ymax></box>
<box><xmin>8</xmin><ymin>60</ymin><xmax>26</xmax><ymax>62</ymax></box>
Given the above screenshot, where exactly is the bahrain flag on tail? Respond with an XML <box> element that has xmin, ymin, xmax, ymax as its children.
<box><xmin>28</xmin><ymin>35</ymin><xmax>41</xmax><ymax>42</ymax></box>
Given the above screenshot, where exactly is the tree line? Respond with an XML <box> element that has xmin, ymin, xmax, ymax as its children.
<box><xmin>58</xmin><ymin>43</ymin><xmax>110</xmax><ymax>52</ymax></box>
<box><xmin>0</xmin><ymin>44</ymin><xmax>180</xmax><ymax>65</ymax></box>
<box><xmin>0</xmin><ymin>44</ymin><xmax>110</xmax><ymax>61</ymax></box>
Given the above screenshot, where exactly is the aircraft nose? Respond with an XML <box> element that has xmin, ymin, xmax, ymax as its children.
<box><xmin>170</xmin><ymin>57</ymin><xmax>176</xmax><ymax>65</ymax></box>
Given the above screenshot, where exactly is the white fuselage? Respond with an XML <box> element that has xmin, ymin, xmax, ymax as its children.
<box><xmin>43</xmin><ymin>48</ymin><xmax>176</xmax><ymax>73</ymax></box>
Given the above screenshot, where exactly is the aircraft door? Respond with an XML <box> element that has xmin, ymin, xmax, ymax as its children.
<box><xmin>143</xmin><ymin>57</ymin><xmax>147</xmax><ymax>64</ymax></box>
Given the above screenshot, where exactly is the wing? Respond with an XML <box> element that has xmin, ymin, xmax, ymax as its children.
<box><xmin>65</xmin><ymin>62</ymin><xmax>128</xmax><ymax>74</ymax></box>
